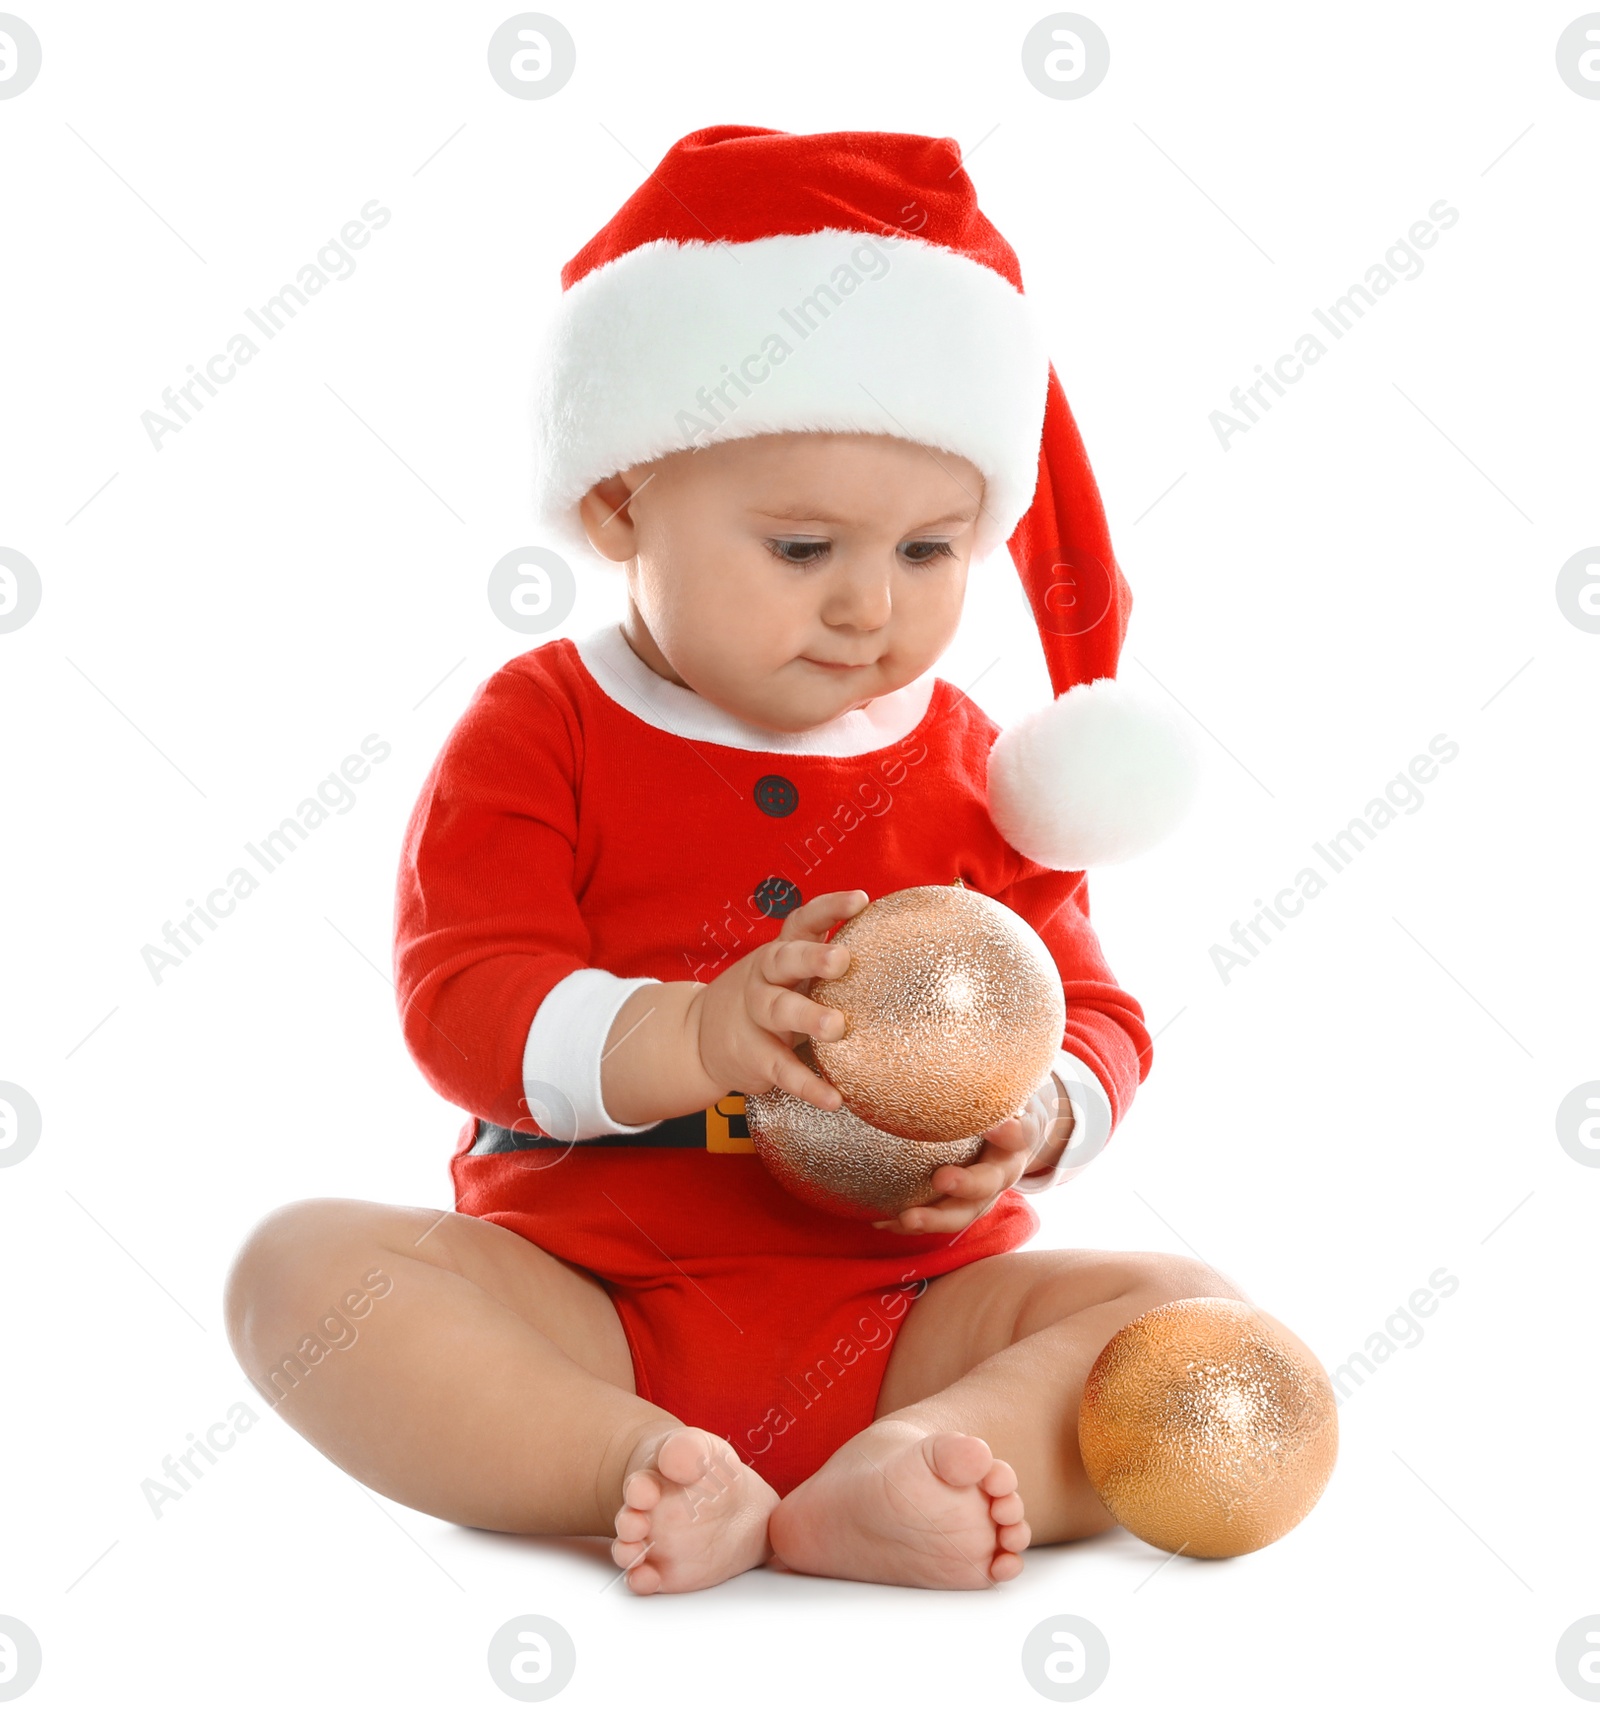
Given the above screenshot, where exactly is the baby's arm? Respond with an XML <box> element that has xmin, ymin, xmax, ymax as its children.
<box><xmin>394</xmin><ymin>664</ymin><xmax>658</xmax><ymax>1133</ymax></box>
<box><xmin>394</xmin><ymin>661</ymin><xmax>878</xmax><ymax>1138</ymax></box>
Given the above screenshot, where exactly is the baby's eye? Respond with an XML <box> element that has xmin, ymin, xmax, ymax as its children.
<box><xmin>765</xmin><ymin>538</ymin><xmax>831</xmax><ymax>565</ymax></box>
<box><xmin>899</xmin><ymin>539</ymin><xmax>956</xmax><ymax>564</ymax></box>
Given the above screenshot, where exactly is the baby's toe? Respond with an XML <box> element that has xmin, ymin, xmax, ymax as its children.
<box><xmin>625</xmin><ymin>1558</ymin><xmax>662</xmax><ymax>1595</ymax></box>
<box><xmin>622</xmin><ymin>1469</ymin><xmax>661</xmax><ymax>1510</ymax></box>
<box><xmin>990</xmin><ymin>1549</ymin><xmax>1025</xmax><ymax>1582</ymax></box>
<box><xmin>979</xmin><ymin>1458</ymin><xmax>1018</xmax><ymax>1497</ymax></box>
<box><xmin>997</xmin><ymin>1519</ymin><xmax>1031</xmax><ymax>1554</ymax></box>
<box><xmin>611</xmin><ymin>1532</ymin><xmax>651</xmax><ymax>1568</ymax></box>
<box><xmin>989</xmin><ymin>1490</ymin><xmax>1026</xmax><ymax>1526</ymax></box>
<box><xmin>613</xmin><ymin>1505</ymin><xmax>651</xmax><ymax>1542</ymax></box>
<box><xmin>926</xmin><ymin>1432</ymin><xmax>993</xmax><ymax>1488</ymax></box>
<box><xmin>656</xmin><ymin>1426</ymin><xmax>715</xmax><ymax>1487</ymax></box>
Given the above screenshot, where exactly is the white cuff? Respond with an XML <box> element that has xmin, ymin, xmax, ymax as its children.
<box><xmin>1015</xmin><ymin>1049</ymin><xmax>1115</xmax><ymax>1194</ymax></box>
<box><xmin>520</xmin><ymin>968</ymin><xmax>666</xmax><ymax>1140</ymax></box>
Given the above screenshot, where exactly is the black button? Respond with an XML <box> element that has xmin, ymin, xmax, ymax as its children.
<box><xmin>753</xmin><ymin>774</ymin><xmax>798</xmax><ymax>817</ymax></box>
<box><xmin>754</xmin><ymin>877</ymin><xmax>803</xmax><ymax>918</ymax></box>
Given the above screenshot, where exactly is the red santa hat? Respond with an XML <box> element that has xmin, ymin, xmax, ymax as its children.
<box><xmin>529</xmin><ymin>124</ymin><xmax>1199</xmax><ymax>869</ymax></box>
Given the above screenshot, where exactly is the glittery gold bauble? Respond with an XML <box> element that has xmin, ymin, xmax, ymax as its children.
<box><xmin>746</xmin><ymin>1040</ymin><xmax>985</xmax><ymax>1220</ymax></box>
<box><xmin>808</xmin><ymin>880</ymin><xmax>1065</xmax><ymax>1143</ymax></box>
<box><xmin>1078</xmin><ymin>1297</ymin><xmax>1338</xmax><ymax>1559</ymax></box>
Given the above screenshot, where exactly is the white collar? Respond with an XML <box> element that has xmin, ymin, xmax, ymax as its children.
<box><xmin>571</xmin><ymin>621</ymin><xmax>937</xmax><ymax>756</ymax></box>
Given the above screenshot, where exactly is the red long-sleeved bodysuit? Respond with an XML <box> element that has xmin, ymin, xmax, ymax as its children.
<box><xmin>393</xmin><ymin>622</ymin><xmax>1151</xmax><ymax>1496</ymax></box>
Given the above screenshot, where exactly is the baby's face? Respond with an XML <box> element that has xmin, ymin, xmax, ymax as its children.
<box><xmin>578</xmin><ymin>432</ymin><xmax>985</xmax><ymax>734</ymax></box>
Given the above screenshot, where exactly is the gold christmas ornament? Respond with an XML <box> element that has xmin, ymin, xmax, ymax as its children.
<box><xmin>807</xmin><ymin>880</ymin><xmax>1065</xmax><ymax>1143</ymax></box>
<box><xmin>1078</xmin><ymin>1297</ymin><xmax>1339</xmax><ymax>1559</ymax></box>
<box><xmin>746</xmin><ymin>1040</ymin><xmax>985</xmax><ymax>1220</ymax></box>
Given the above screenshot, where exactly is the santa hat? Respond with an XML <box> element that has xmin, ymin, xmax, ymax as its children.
<box><xmin>528</xmin><ymin>124</ymin><xmax>1199</xmax><ymax>869</ymax></box>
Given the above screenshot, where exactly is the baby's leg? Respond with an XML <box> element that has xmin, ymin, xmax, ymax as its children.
<box><xmin>224</xmin><ymin>1199</ymin><xmax>779</xmax><ymax>1590</ymax></box>
<box><xmin>769</xmin><ymin>1248</ymin><xmax>1241</xmax><ymax>1588</ymax></box>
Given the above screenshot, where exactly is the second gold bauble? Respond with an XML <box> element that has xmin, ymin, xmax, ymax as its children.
<box><xmin>1077</xmin><ymin>1296</ymin><xmax>1339</xmax><ymax>1559</ymax></box>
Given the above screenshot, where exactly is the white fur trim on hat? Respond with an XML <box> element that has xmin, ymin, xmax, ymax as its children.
<box><xmin>987</xmin><ymin>678</ymin><xmax>1202</xmax><ymax>869</ymax></box>
<box><xmin>530</xmin><ymin>230</ymin><xmax>1050</xmax><ymax>559</ymax></box>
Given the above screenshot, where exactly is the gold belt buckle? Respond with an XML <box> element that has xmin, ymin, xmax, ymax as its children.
<box><xmin>705</xmin><ymin>1093</ymin><xmax>755</xmax><ymax>1153</ymax></box>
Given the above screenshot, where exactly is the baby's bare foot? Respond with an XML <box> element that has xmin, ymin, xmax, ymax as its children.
<box><xmin>609</xmin><ymin>1425</ymin><xmax>780</xmax><ymax>1595</ymax></box>
<box><xmin>768</xmin><ymin>1420</ymin><xmax>1030</xmax><ymax>1589</ymax></box>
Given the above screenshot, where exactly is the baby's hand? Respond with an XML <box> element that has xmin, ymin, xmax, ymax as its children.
<box><xmin>689</xmin><ymin>889</ymin><xmax>871</xmax><ymax>1111</ymax></box>
<box><xmin>870</xmin><ymin>1076</ymin><xmax>1071</xmax><ymax>1236</ymax></box>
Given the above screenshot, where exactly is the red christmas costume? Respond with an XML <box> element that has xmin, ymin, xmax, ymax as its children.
<box><xmin>393</xmin><ymin>621</ymin><xmax>1152</xmax><ymax>1496</ymax></box>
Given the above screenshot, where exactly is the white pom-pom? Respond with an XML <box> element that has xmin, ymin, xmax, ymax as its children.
<box><xmin>986</xmin><ymin>677</ymin><xmax>1201</xmax><ymax>869</ymax></box>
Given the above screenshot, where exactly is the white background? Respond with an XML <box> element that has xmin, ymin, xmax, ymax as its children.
<box><xmin>2</xmin><ymin>1</ymin><xmax>1596</xmax><ymax>1710</ymax></box>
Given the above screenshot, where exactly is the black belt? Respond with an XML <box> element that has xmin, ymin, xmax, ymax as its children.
<box><xmin>469</xmin><ymin>1093</ymin><xmax>752</xmax><ymax>1155</ymax></box>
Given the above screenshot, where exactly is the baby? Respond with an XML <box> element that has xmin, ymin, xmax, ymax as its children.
<box><xmin>224</xmin><ymin>125</ymin><xmax>1239</xmax><ymax>1596</ymax></box>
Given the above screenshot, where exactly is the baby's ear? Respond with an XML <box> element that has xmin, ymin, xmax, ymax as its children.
<box><xmin>577</xmin><ymin>471</ymin><xmax>642</xmax><ymax>560</ymax></box>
